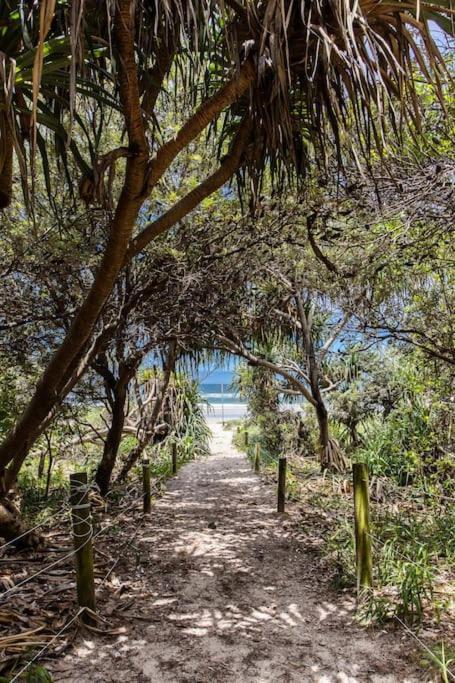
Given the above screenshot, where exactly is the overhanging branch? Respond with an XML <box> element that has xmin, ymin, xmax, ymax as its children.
<box><xmin>128</xmin><ymin>117</ymin><xmax>253</xmax><ymax>259</ymax></box>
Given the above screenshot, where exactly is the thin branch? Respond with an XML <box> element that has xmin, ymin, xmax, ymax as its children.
<box><xmin>318</xmin><ymin>312</ymin><xmax>351</xmax><ymax>363</ymax></box>
<box><xmin>128</xmin><ymin>117</ymin><xmax>253</xmax><ymax>259</ymax></box>
<box><xmin>306</xmin><ymin>214</ymin><xmax>339</xmax><ymax>275</ymax></box>
<box><xmin>217</xmin><ymin>335</ymin><xmax>318</xmax><ymax>407</ymax></box>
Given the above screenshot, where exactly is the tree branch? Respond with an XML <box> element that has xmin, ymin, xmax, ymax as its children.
<box><xmin>146</xmin><ymin>59</ymin><xmax>254</xmax><ymax>192</ymax></box>
<box><xmin>128</xmin><ymin>116</ymin><xmax>253</xmax><ymax>259</ymax></box>
<box><xmin>318</xmin><ymin>312</ymin><xmax>351</xmax><ymax>363</ymax></box>
<box><xmin>217</xmin><ymin>335</ymin><xmax>318</xmax><ymax>407</ymax></box>
<box><xmin>306</xmin><ymin>214</ymin><xmax>339</xmax><ymax>275</ymax></box>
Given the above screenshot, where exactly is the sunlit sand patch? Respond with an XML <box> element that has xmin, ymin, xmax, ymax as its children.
<box><xmin>336</xmin><ymin>673</ymin><xmax>360</xmax><ymax>683</ymax></box>
<box><xmin>288</xmin><ymin>603</ymin><xmax>305</xmax><ymax>622</ymax></box>
<box><xmin>317</xmin><ymin>601</ymin><xmax>339</xmax><ymax>621</ymax></box>
<box><xmin>167</xmin><ymin>611</ymin><xmax>201</xmax><ymax>622</ymax></box>
<box><xmin>151</xmin><ymin>597</ymin><xmax>177</xmax><ymax>607</ymax></box>
<box><xmin>250</xmin><ymin>608</ymin><xmax>273</xmax><ymax>621</ymax></box>
<box><xmin>181</xmin><ymin>627</ymin><xmax>209</xmax><ymax>636</ymax></box>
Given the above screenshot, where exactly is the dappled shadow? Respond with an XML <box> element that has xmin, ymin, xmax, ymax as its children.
<box><xmin>49</xmin><ymin>425</ymin><xmax>423</xmax><ymax>682</ymax></box>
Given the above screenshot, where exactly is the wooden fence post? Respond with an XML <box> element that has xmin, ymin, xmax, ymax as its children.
<box><xmin>254</xmin><ymin>443</ymin><xmax>261</xmax><ymax>473</ymax></box>
<box><xmin>244</xmin><ymin>431</ymin><xmax>249</xmax><ymax>448</ymax></box>
<box><xmin>353</xmin><ymin>463</ymin><xmax>373</xmax><ymax>592</ymax></box>
<box><xmin>171</xmin><ymin>442</ymin><xmax>177</xmax><ymax>475</ymax></box>
<box><xmin>69</xmin><ymin>472</ymin><xmax>96</xmax><ymax>625</ymax></box>
<box><xmin>277</xmin><ymin>457</ymin><xmax>287</xmax><ymax>513</ymax></box>
<box><xmin>142</xmin><ymin>457</ymin><xmax>151</xmax><ymax>514</ymax></box>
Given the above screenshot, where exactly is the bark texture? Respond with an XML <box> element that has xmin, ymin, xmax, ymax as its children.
<box><xmin>0</xmin><ymin>500</ymin><xmax>41</xmax><ymax>549</ymax></box>
<box><xmin>117</xmin><ymin>343</ymin><xmax>177</xmax><ymax>482</ymax></box>
<box><xmin>94</xmin><ymin>383</ymin><xmax>129</xmax><ymax>496</ymax></box>
<box><xmin>0</xmin><ymin>0</ymin><xmax>147</xmax><ymax>490</ymax></box>
<box><xmin>0</xmin><ymin>116</ymin><xmax>13</xmax><ymax>209</ymax></box>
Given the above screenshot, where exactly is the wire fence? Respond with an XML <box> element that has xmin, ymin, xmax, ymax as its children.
<box><xmin>363</xmin><ymin>511</ymin><xmax>454</xmax><ymax>681</ymax></box>
<box><xmin>0</xmin><ymin>482</ymin><xmax>99</xmax><ymax>554</ymax></box>
<box><xmin>249</xmin><ymin>449</ymin><xmax>455</xmax><ymax>681</ymax></box>
<box><xmin>0</xmin><ymin>470</ymin><xmax>171</xmax><ymax>680</ymax></box>
<box><xmin>3</xmin><ymin>449</ymin><xmax>453</xmax><ymax>680</ymax></box>
<box><xmin>8</xmin><ymin>609</ymin><xmax>85</xmax><ymax>683</ymax></box>
<box><xmin>0</xmin><ymin>487</ymin><xmax>147</xmax><ymax>604</ymax></box>
<box><xmin>0</xmin><ymin>479</ymin><xmax>150</xmax><ymax>554</ymax></box>
<box><xmin>0</xmin><ymin>510</ymin><xmax>67</xmax><ymax>554</ymax></box>
<box><xmin>0</xmin><ymin>472</ymin><xmax>169</xmax><ymax>624</ymax></box>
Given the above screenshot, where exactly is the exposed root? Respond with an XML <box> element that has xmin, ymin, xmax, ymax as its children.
<box><xmin>321</xmin><ymin>438</ymin><xmax>349</xmax><ymax>473</ymax></box>
<box><xmin>0</xmin><ymin>500</ymin><xmax>42</xmax><ymax>550</ymax></box>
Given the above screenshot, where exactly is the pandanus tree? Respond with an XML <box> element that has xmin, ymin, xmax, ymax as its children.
<box><xmin>0</xmin><ymin>0</ymin><xmax>453</xmax><ymax>539</ymax></box>
<box><xmin>0</xmin><ymin>1</ymin><xmax>117</xmax><ymax>208</ymax></box>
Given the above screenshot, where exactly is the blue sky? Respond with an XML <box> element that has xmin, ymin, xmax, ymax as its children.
<box><xmin>196</xmin><ymin>357</ymin><xmax>239</xmax><ymax>383</ymax></box>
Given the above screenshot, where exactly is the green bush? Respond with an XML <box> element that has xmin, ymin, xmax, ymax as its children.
<box><xmin>17</xmin><ymin>456</ymin><xmax>69</xmax><ymax>519</ymax></box>
<box><xmin>355</xmin><ymin>397</ymin><xmax>443</xmax><ymax>487</ymax></box>
<box><xmin>328</xmin><ymin>509</ymin><xmax>453</xmax><ymax>626</ymax></box>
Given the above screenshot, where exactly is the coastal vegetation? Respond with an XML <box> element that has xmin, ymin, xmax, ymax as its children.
<box><xmin>0</xmin><ymin>0</ymin><xmax>454</xmax><ymax>679</ymax></box>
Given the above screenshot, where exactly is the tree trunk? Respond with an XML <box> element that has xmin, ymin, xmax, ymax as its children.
<box><xmin>95</xmin><ymin>385</ymin><xmax>128</xmax><ymax>496</ymax></box>
<box><xmin>316</xmin><ymin>401</ymin><xmax>330</xmax><ymax>459</ymax></box>
<box><xmin>315</xmin><ymin>399</ymin><xmax>347</xmax><ymax>472</ymax></box>
<box><xmin>0</xmin><ymin>64</ymin><xmax>253</xmax><ymax>494</ymax></box>
<box><xmin>37</xmin><ymin>451</ymin><xmax>46</xmax><ymax>479</ymax></box>
<box><xmin>0</xmin><ymin>499</ymin><xmax>41</xmax><ymax>549</ymax></box>
<box><xmin>0</xmin><ymin>112</ymin><xmax>13</xmax><ymax>209</ymax></box>
<box><xmin>117</xmin><ymin>437</ymin><xmax>148</xmax><ymax>482</ymax></box>
<box><xmin>44</xmin><ymin>450</ymin><xmax>53</xmax><ymax>500</ymax></box>
<box><xmin>350</xmin><ymin>420</ymin><xmax>360</xmax><ymax>448</ymax></box>
<box><xmin>293</xmin><ymin>292</ymin><xmax>347</xmax><ymax>473</ymax></box>
<box><xmin>0</xmin><ymin>1</ymin><xmax>148</xmax><ymax>494</ymax></box>
<box><xmin>117</xmin><ymin>342</ymin><xmax>176</xmax><ymax>482</ymax></box>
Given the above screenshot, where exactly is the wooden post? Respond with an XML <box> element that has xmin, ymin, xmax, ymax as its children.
<box><xmin>254</xmin><ymin>443</ymin><xmax>261</xmax><ymax>473</ymax></box>
<box><xmin>353</xmin><ymin>463</ymin><xmax>373</xmax><ymax>592</ymax></box>
<box><xmin>171</xmin><ymin>442</ymin><xmax>177</xmax><ymax>475</ymax></box>
<box><xmin>277</xmin><ymin>457</ymin><xmax>287</xmax><ymax>513</ymax></box>
<box><xmin>69</xmin><ymin>472</ymin><xmax>96</xmax><ymax>625</ymax></box>
<box><xmin>244</xmin><ymin>431</ymin><xmax>249</xmax><ymax>448</ymax></box>
<box><xmin>142</xmin><ymin>457</ymin><xmax>151</xmax><ymax>514</ymax></box>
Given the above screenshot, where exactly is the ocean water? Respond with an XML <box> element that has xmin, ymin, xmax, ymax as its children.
<box><xmin>198</xmin><ymin>381</ymin><xmax>246</xmax><ymax>420</ymax></box>
<box><xmin>198</xmin><ymin>380</ymin><xmax>303</xmax><ymax>421</ymax></box>
<box><xmin>199</xmin><ymin>382</ymin><xmax>239</xmax><ymax>404</ymax></box>
<box><xmin>198</xmin><ymin>370</ymin><xmax>303</xmax><ymax>422</ymax></box>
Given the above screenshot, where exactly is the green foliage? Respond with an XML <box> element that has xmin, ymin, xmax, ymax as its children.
<box><xmin>0</xmin><ymin>364</ymin><xmax>18</xmax><ymax>439</ymax></box>
<box><xmin>355</xmin><ymin>396</ymin><xmax>454</xmax><ymax>492</ymax></box>
<box><xmin>25</xmin><ymin>665</ymin><xmax>54</xmax><ymax>683</ymax></box>
<box><xmin>329</xmin><ymin>509</ymin><xmax>454</xmax><ymax>626</ymax></box>
<box><xmin>17</xmin><ymin>456</ymin><xmax>69</xmax><ymax>521</ymax></box>
<box><xmin>142</xmin><ymin>373</ymin><xmax>211</xmax><ymax>475</ymax></box>
<box><xmin>1</xmin><ymin>664</ymin><xmax>54</xmax><ymax>682</ymax></box>
<box><xmin>169</xmin><ymin>374</ymin><xmax>211</xmax><ymax>460</ymax></box>
<box><xmin>118</xmin><ymin>435</ymin><xmax>138</xmax><ymax>457</ymax></box>
<box><xmin>132</xmin><ymin>445</ymin><xmax>172</xmax><ymax>484</ymax></box>
<box><xmin>232</xmin><ymin>364</ymin><xmax>282</xmax><ymax>457</ymax></box>
<box><xmin>232</xmin><ymin>361</ymin><xmax>315</xmax><ymax>464</ymax></box>
<box><xmin>329</xmin><ymin>351</ymin><xmax>455</xmax><ymax>494</ymax></box>
<box><xmin>420</xmin><ymin>642</ymin><xmax>455</xmax><ymax>683</ymax></box>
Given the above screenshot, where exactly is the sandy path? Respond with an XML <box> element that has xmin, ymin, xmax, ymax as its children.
<box><xmin>50</xmin><ymin>423</ymin><xmax>424</xmax><ymax>682</ymax></box>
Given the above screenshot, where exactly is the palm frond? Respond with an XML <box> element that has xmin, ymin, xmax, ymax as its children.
<box><xmin>227</xmin><ymin>0</ymin><xmax>454</xmax><ymax>184</ymax></box>
<box><xmin>1</xmin><ymin>0</ymin><xmax>454</xmax><ymax>208</ymax></box>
